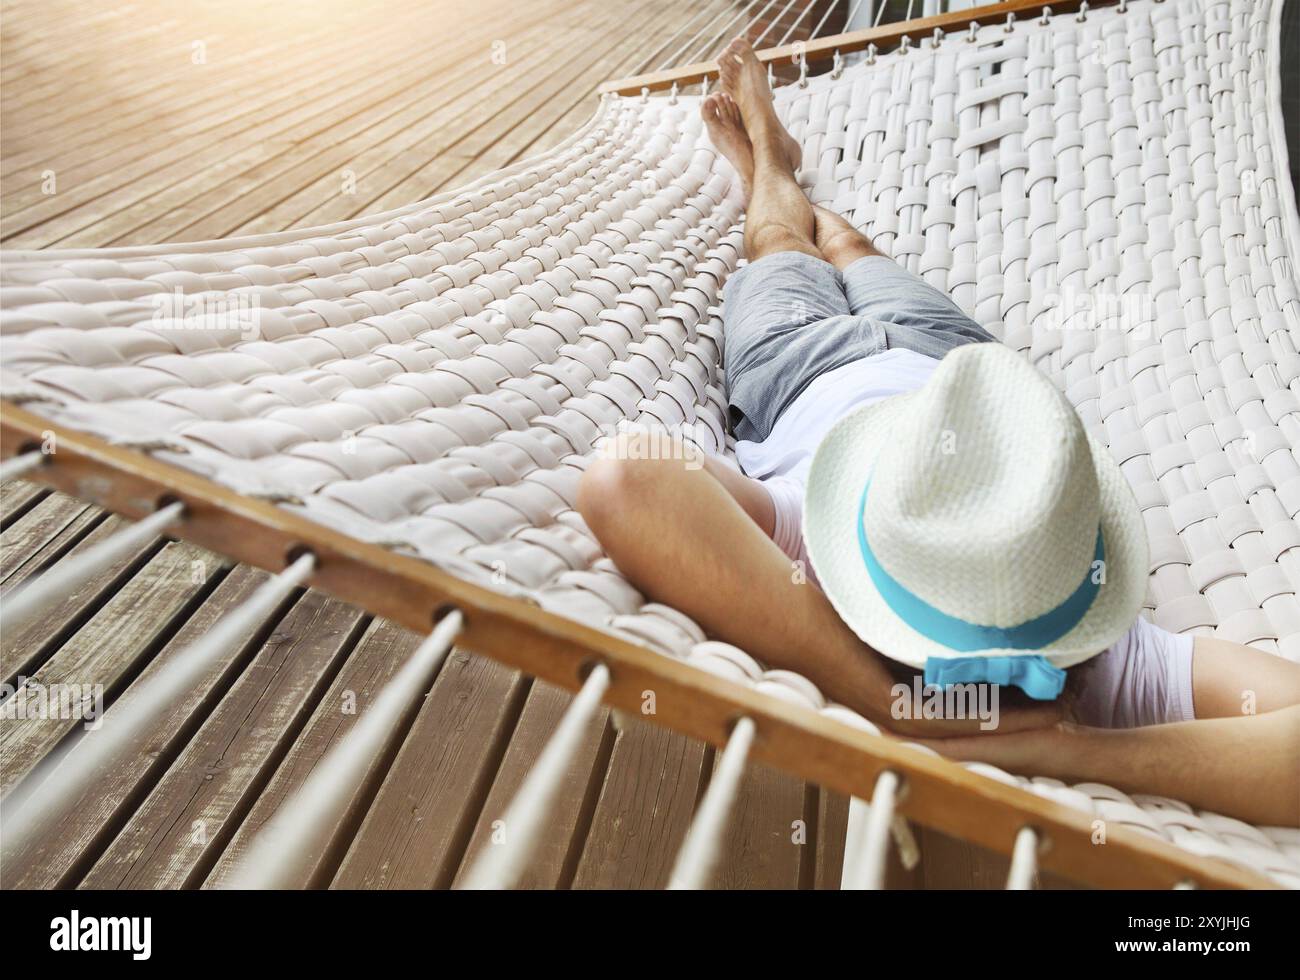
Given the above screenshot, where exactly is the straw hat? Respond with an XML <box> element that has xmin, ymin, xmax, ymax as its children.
<box><xmin>802</xmin><ymin>343</ymin><xmax>1147</xmax><ymax>699</ymax></box>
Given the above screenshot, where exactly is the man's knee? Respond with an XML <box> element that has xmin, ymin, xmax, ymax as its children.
<box><xmin>576</xmin><ymin>433</ymin><xmax>664</xmax><ymax>535</ymax></box>
<box><xmin>745</xmin><ymin>222</ymin><xmax>823</xmax><ymax>263</ymax></box>
<box><xmin>577</xmin><ymin>457</ymin><xmax>635</xmax><ymax>532</ymax></box>
<box><xmin>814</xmin><ymin>218</ymin><xmax>883</xmax><ymax>268</ymax></box>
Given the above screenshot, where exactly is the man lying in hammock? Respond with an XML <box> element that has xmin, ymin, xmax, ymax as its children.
<box><xmin>577</xmin><ymin>39</ymin><xmax>1300</xmax><ymax>827</ymax></box>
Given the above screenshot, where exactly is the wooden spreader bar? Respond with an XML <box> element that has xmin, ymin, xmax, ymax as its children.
<box><xmin>600</xmin><ymin>0</ymin><xmax>1110</xmax><ymax>96</ymax></box>
<box><xmin>0</xmin><ymin>402</ymin><xmax>1274</xmax><ymax>889</ymax></box>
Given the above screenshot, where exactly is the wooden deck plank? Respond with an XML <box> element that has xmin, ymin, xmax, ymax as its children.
<box><xmin>0</xmin><ymin>479</ymin><xmax>46</xmax><ymax>528</ymax></box>
<box><xmin>910</xmin><ymin>828</ymin><xmax>1078</xmax><ymax>889</ymax></box>
<box><xmin>1</xmin><ymin>1</ymin><xmax>426</xmax><ymax>220</ymax></box>
<box><xmin>203</xmin><ymin>617</ymin><xmax>431</xmax><ymax>889</ymax></box>
<box><xmin>237</xmin><ymin>2</ymin><xmax>607</xmax><ymax>235</ymax></box>
<box><xmin>361</xmin><ymin>0</ymin><xmax>669</xmax><ymax>216</ymax></box>
<box><xmin>917</xmin><ymin>828</ymin><xmax>1014</xmax><ymax>889</ymax></box>
<box><xmin>710</xmin><ymin>762</ymin><xmax>808</xmax><ymax>889</ymax></box>
<box><xmin>1</xmin><ymin>513</ymin><xmax>168</xmax><ymax>691</ymax></box>
<box><xmin>1</xmin><ymin>0</ymin><xmax>734</xmax><ymax>247</ymax></box>
<box><xmin>1</xmin><ymin>10</ymin><xmax>183</xmax><ymax>103</ymax></box>
<box><xmin>813</xmin><ymin>790</ymin><xmax>850</xmax><ymax>889</ymax></box>
<box><xmin>1</xmin><ymin>11</ymin><xmax>371</xmax><ymax>168</ymax></box>
<box><xmin>470</xmin><ymin>0</ymin><xmax>719</xmax><ymax>177</ymax></box>
<box><xmin>5</xmin><ymin>45</ymin><xmax>445</xmax><ymax>242</ymax></box>
<box><xmin>452</xmin><ymin>681</ymin><xmax>614</xmax><ymax>889</ymax></box>
<box><xmin>1</xmin><ymin>564</ymin><xmax>278</xmax><ymax>889</ymax></box>
<box><xmin>294</xmin><ymin>0</ymin><xmax>652</xmax><ymax>223</ymax></box>
<box><xmin>331</xmin><ymin>651</ymin><xmax>529</xmax><ymax>889</ymax></box>
<box><xmin>4</xmin><ymin>19</ymin><xmax>223</xmax><ymax>141</ymax></box>
<box><xmin>0</xmin><ymin>539</ymin><xmax>218</xmax><ymax>794</ymax></box>
<box><xmin>570</xmin><ymin>719</ymin><xmax>707</xmax><ymax>889</ymax></box>
<box><xmin>87</xmin><ymin>7</ymin><xmax>560</xmax><ymax>245</ymax></box>
<box><xmin>78</xmin><ymin>591</ymin><xmax>367</xmax><ymax>889</ymax></box>
<box><xmin>1</xmin><ymin>14</ymin><xmax>382</xmax><ymax>174</ymax></box>
<box><xmin>0</xmin><ymin>491</ymin><xmax>97</xmax><ymax>587</ymax></box>
<box><xmin>1</xmin><ymin>3</ymin><xmax>478</xmax><ymax>241</ymax></box>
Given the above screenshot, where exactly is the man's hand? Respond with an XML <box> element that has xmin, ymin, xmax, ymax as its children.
<box><xmin>875</xmin><ymin>698</ymin><xmax>1065</xmax><ymax>739</ymax></box>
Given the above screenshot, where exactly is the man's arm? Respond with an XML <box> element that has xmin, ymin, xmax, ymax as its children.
<box><xmin>915</xmin><ymin>705</ymin><xmax>1300</xmax><ymax>827</ymax></box>
<box><xmin>1192</xmin><ymin>635</ymin><xmax>1300</xmax><ymax>718</ymax></box>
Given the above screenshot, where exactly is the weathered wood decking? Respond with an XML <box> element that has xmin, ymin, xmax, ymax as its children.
<box><xmin>0</xmin><ymin>0</ymin><xmax>895</xmax><ymax>889</ymax></box>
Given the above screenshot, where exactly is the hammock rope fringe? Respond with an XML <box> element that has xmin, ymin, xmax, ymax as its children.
<box><xmin>1</xmin><ymin>0</ymin><xmax>1298</xmax><ymax>889</ymax></box>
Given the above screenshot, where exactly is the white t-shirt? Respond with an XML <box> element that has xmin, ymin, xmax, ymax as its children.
<box><xmin>734</xmin><ymin>348</ymin><xmax>939</xmax><ymax>581</ymax></box>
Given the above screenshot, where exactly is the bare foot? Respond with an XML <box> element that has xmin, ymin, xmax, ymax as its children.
<box><xmin>716</xmin><ymin>37</ymin><xmax>781</xmax><ymax>137</ymax></box>
<box><xmin>701</xmin><ymin>91</ymin><xmax>800</xmax><ymax>196</ymax></box>
<box><xmin>702</xmin><ymin>92</ymin><xmax>754</xmax><ymax>182</ymax></box>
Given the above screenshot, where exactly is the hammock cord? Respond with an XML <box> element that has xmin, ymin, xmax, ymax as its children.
<box><xmin>636</xmin><ymin>1</ymin><xmax>729</xmax><ymax>75</ymax></box>
<box><xmin>667</xmin><ymin>717</ymin><xmax>757</xmax><ymax>889</ymax></box>
<box><xmin>1006</xmin><ymin>827</ymin><xmax>1040</xmax><ymax>890</ymax></box>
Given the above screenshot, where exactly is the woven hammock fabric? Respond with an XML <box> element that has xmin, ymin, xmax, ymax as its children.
<box><xmin>2</xmin><ymin>0</ymin><xmax>1298</xmax><ymax>884</ymax></box>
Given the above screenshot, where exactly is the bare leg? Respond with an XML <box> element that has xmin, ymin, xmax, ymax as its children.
<box><xmin>811</xmin><ymin>205</ymin><xmax>887</xmax><ymax>267</ymax></box>
<box><xmin>718</xmin><ymin>38</ymin><xmax>821</xmax><ymax>262</ymax></box>
<box><xmin>702</xmin><ymin>88</ymin><xmax>886</xmax><ymax>267</ymax></box>
<box><xmin>576</xmin><ymin>433</ymin><xmax>1062</xmax><ymax>736</ymax></box>
<box><xmin>578</xmin><ymin>434</ymin><xmax>899</xmax><ymax>726</ymax></box>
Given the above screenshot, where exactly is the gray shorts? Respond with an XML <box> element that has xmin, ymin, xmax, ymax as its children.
<box><xmin>722</xmin><ymin>251</ymin><xmax>997</xmax><ymax>442</ymax></box>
